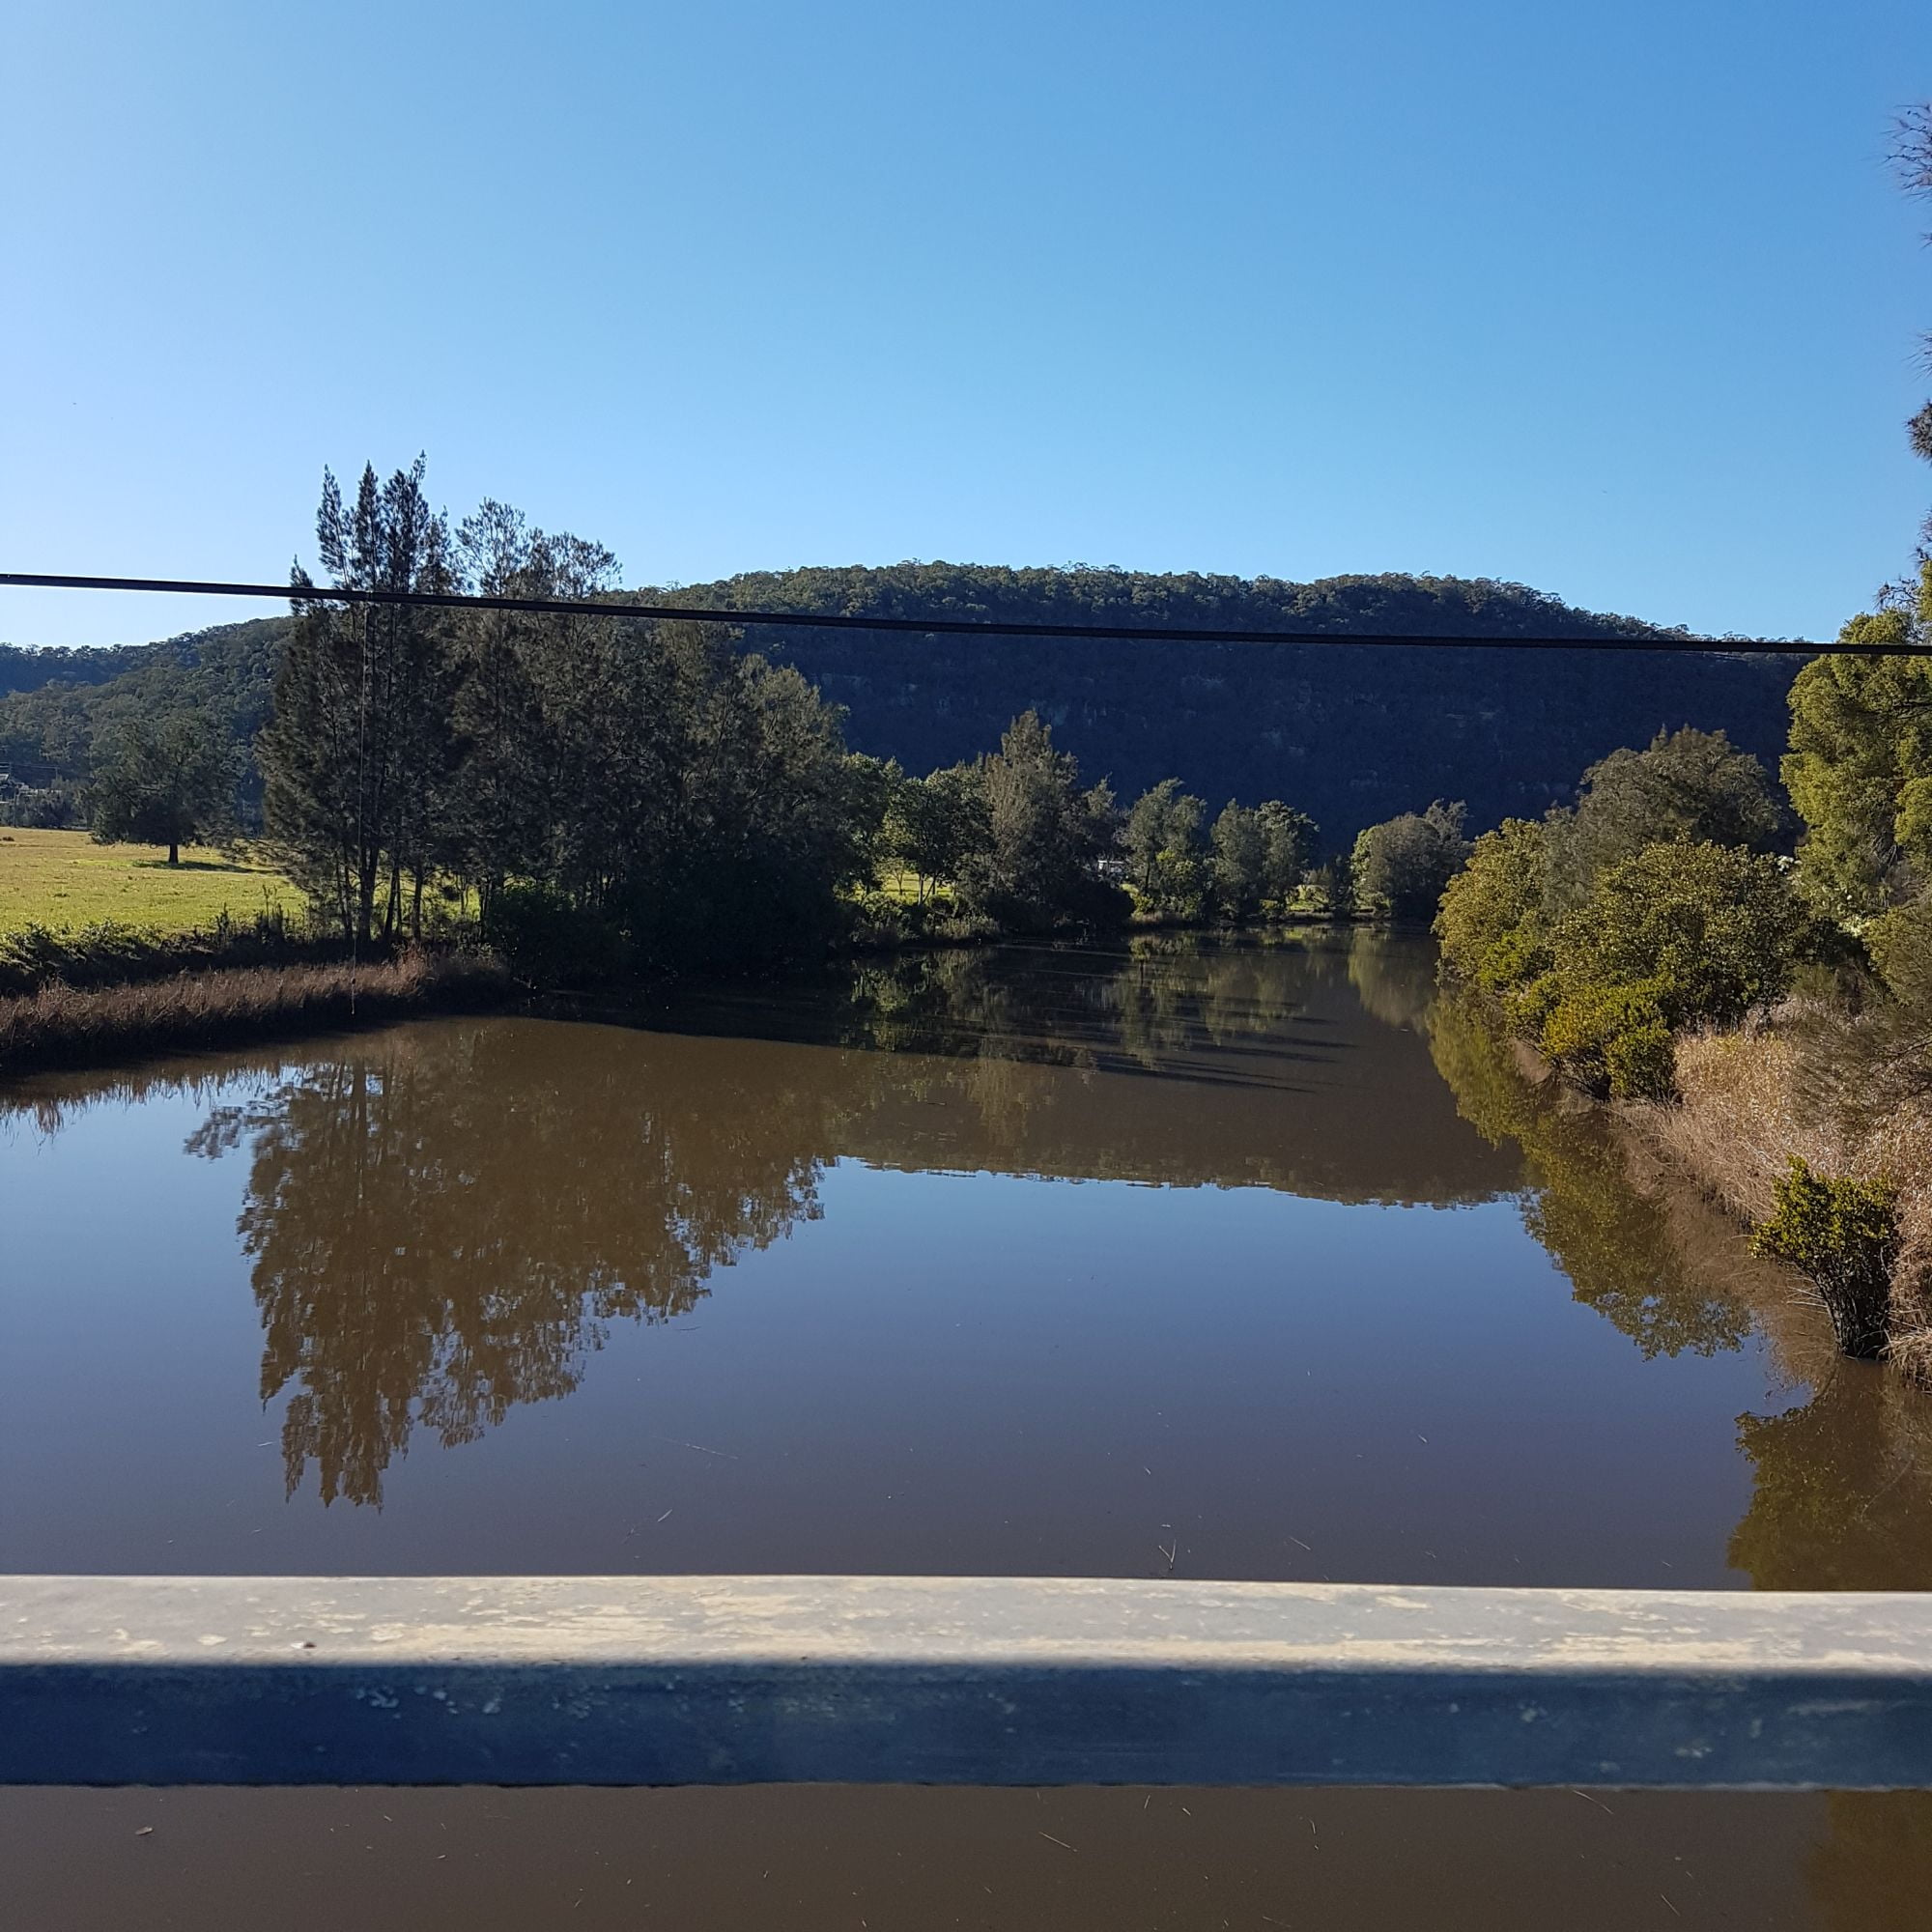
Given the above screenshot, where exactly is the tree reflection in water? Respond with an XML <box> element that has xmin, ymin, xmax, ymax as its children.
<box><xmin>1426</xmin><ymin>990</ymin><xmax>1751</xmax><ymax>1359</ymax></box>
<box><xmin>1429</xmin><ymin>979</ymin><xmax>1932</xmax><ymax>1926</ymax></box>
<box><xmin>1429</xmin><ymin>983</ymin><xmax>1932</xmax><ymax>1600</ymax></box>
<box><xmin>187</xmin><ymin>1027</ymin><xmax>840</xmax><ymax>1506</ymax></box>
<box><xmin>43</xmin><ymin>928</ymin><xmax>1923</xmax><ymax>1601</ymax></box>
<box><xmin>1730</xmin><ymin>1368</ymin><xmax>1932</xmax><ymax>1593</ymax></box>
<box><xmin>155</xmin><ymin>932</ymin><xmax>1517</xmax><ymax>1507</ymax></box>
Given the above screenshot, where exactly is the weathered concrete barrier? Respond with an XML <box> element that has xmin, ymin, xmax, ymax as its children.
<box><xmin>7</xmin><ymin>1574</ymin><xmax>1932</xmax><ymax>1789</ymax></box>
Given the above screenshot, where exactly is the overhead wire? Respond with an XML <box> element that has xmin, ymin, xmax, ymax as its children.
<box><xmin>3</xmin><ymin>571</ymin><xmax>1907</xmax><ymax>655</ymax></box>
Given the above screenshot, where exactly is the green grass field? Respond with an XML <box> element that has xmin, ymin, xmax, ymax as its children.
<box><xmin>0</xmin><ymin>827</ymin><xmax>299</xmax><ymax>935</ymax></box>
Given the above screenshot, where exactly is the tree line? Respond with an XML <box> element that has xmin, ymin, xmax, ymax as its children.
<box><xmin>21</xmin><ymin>458</ymin><xmax>1757</xmax><ymax>979</ymax></box>
<box><xmin>177</xmin><ymin>462</ymin><xmax>1348</xmax><ymax>974</ymax></box>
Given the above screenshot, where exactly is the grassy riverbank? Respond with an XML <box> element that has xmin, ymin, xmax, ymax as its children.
<box><xmin>0</xmin><ymin>951</ymin><xmax>511</xmax><ymax>1077</ymax></box>
<box><xmin>1425</xmin><ymin>694</ymin><xmax>1932</xmax><ymax>1378</ymax></box>
<box><xmin>0</xmin><ymin>833</ymin><xmax>510</xmax><ymax>1077</ymax></box>
<box><xmin>1634</xmin><ymin>1022</ymin><xmax>1932</xmax><ymax>1377</ymax></box>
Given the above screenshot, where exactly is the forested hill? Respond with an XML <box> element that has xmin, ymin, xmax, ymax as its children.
<box><xmin>0</xmin><ymin>619</ymin><xmax>284</xmax><ymax>798</ymax></box>
<box><xmin>2</xmin><ymin>569</ymin><xmax>1799</xmax><ymax>840</ymax></box>
<box><xmin>640</xmin><ymin>565</ymin><xmax>1799</xmax><ymax>838</ymax></box>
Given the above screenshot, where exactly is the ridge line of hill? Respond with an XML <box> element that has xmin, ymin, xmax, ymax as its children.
<box><xmin>1</xmin><ymin>565</ymin><xmax>1798</xmax><ymax>843</ymax></box>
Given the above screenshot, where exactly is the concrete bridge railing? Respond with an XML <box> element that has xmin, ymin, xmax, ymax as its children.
<box><xmin>7</xmin><ymin>1574</ymin><xmax>1932</xmax><ymax>1790</ymax></box>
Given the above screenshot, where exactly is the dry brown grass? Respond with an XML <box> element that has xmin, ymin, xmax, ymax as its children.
<box><xmin>1641</xmin><ymin>1025</ymin><xmax>1830</xmax><ymax>1223</ymax></box>
<box><xmin>1635</xmin><ymin>1009</ymin><xmax>1932</xmax><ymax>1377</ymax></box>
<box><xmin>0</xmin><ymin>951</ymin><xmax>509</xmax><ymax>1078</ymax></box>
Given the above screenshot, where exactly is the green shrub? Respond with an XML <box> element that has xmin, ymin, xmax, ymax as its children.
<box><xmin>1749</xmin><ymin>1158</ymin><xmax>1899</xmax><ymax>1359</ymax></box>
<box><xmin>1603</xmin><ymin>1021</ymin><xmax>1676</xmax><ymax>1100</ymax></box>
<box><xmin>1864</xmin><ymin>895</ymin><xmax>1932</xmax><ymax>1013</ymax></box>
<box><xmin>1539</xmin><ymin>979</ymin><xmax>1670</xmax><ymax>1094</ymax></box>
<box><xmin>1500</xmin><ymin>969</ymin><xmax>1562</xmax><ymax>1039</ymax></box>
<box><xmin>1479</xmin><ymin>923</ymin><xmax>1554</xmax><ymax>994</ymax></box>
<box><xmin>1551</xmin><ymin>840</ymin><xmax>1807</xmax><ymax>1030</ymax></box>
<box><xmin>1434</xmin><ymin>817</ymin><xmax>1549</xmax><ymax>986</ymax></box>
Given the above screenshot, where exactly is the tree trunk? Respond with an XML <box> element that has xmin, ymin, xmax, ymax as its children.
<box><xmin>167</xmin><ymin>841</ymin><xmax>179</xmax><ymax>867</ymax></box>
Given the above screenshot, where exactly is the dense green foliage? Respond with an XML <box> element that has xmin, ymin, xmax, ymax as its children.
<box><xmin>1548</xmin><ymin>725</ymin><xmax>1786</xmax><ymax>908</ymax></box>
<box><xmin>1436</xmin><ymin>724</ymin><xmax>1809</xmax><ymax>1095</ymax></box>
<box><xmin>1751</xmin><ymin>1159</ymin><xmax>1900</xmax><ymax>1359</ymax></box>
<box><xmin>1208</xmin><ymin>800</ymin><xmax>1315</xmax><ymax>920</ymax></box>
<box><xmin>1110</xmin><ymin>784</ymin><xmax>1319</xmax><ymax>923</ymax></box>
<box><xmin>1350</xmin><ymin>801</ymin><xmax>1470</xmax><ymax>918</ymax></box>
<box><xmin>952</xmin><ymin>712</ymin><xmax>1125</xmax><ymax>933</ymax></box>
<box><xmin>0</xmin><ymin>640</ymin><xmax>157</xmax><ymax>697</ymax></box>
<box><xmin>1538</xmin><ymin>977</ymin><xmax>1676</xmax><ymax>1100</ymax></box>
<box><xmin>877</xmin><ymin>763</ymin><xmax>988</xmax><ymax>904</ymax></box>
<box><xmin>1866</xmin><ymin>895</ymin><xmax>1932</xmax><ymax>1009</ymax></box>
<box><xmin>1124</xmin><ymin>779</ymin><xmax>1208</xmax><ymax>919</ymax></box>
<box><xmin>87</xmin><ymin>709</ymin><xmax>237</xmax><ymax>864</ymax></box>
<box><xmin>1782</xmin><ymin>564</ymin><xmax>1932</xmax><ymax>918</ymax></box>
<box><xmin>259</xmin><ymin>469</ymin><xmax>873</xmax><ymax>969</ymax></box>
<box><xmin>1556</xmin><ymin>842</ymin><xmax>1804</xmax><ymax>1028</ymax></box>
<box><xmin>1430</xmin><ymin>818</ymin><xmax>1552</xmax><ymax>992</ymax></box>
<box><xmin>263</xmin><ymin>462</ymin><xmax>460</xmax><ymax>940</ymax></box>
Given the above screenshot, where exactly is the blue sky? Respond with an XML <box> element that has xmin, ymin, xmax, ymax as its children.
<box><xmin>3</xmin><ymin>0</ymin><xmax>1927</xmax><ymax>647</ymax></box>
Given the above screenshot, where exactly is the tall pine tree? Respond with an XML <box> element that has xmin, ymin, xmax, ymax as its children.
<box><xmin>262</xmin><ymin>460</ymin><xmax>457</xmax><ymax>941</ymax></box>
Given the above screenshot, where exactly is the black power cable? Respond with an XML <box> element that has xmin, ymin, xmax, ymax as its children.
<box><xmin>0</xmin><ymin>569</ymin><xmax>1913</xmax><ymax>656</ymax></box>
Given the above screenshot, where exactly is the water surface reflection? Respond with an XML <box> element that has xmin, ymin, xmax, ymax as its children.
<box><xmin>10</xmin><ymin>931</ymin><xmax>1932</xmax><ymax>1929</ymax></box>
<box><xmin>3</xmin><ymin>931</ymin><xmax>1929</xmax><ymax>1588</ymax></box>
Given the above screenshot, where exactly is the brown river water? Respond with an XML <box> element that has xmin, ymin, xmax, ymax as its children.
<box><xmin>4</xmin><ymin>931</ymin><xmax>1932</xmax><ymax>1928</ymax></box>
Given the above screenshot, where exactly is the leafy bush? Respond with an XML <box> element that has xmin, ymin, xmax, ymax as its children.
<box><xmin>1478</xmin><ymin>923</ymin><xmax>1552</xmax><ymax>993</ymax></box>
<box><xmin>1603</xmin><ymin>1021</ymin><xmax>1676</xmax><ymax>1100</ymax></box>
<box><xmin>1539</xmin><ymin>978</ymin><xmax>1672</xmax><ymax>1094</ymax></box>
<box><xmin>1783</xmin><ymin>564</ymin><xmax>1932</xmax><ymax>918</ymax></box>
<box><xmin>1551</xmin><ymin>840</ymin><xmax>1807</xmax><ymax>1030</ymax></box>
<box><xmin>1865</xmin><ymin>895</ymin><xmax>1932</xmax><ymax>1013</ymax></box>
<box><xmin>1500</xmin><ymin>968</ymin><xmax>1563</xmax><ymax>1039</ymax></box>
<box><xmin>1434</xmin><ymin>817</ymin><xmax>1550</xmax><ymax>985</ymax></box>
<box><xmin>1749</xmin><ymin>1158</ymin><xmax>1900</xmax><ymax>1359</ymax></box>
